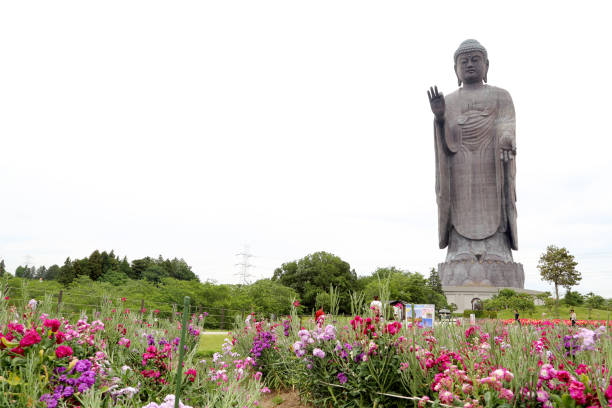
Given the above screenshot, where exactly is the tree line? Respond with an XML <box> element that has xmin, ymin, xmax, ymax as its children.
<box><xmin>5</xmin><ymin>250</ymin><xmax>199</xmax><ymax>285</ymax></box>
<box><xmin>1</xmin><ymin>250</ymin><xmax>448</xmax><ymax>315</ymax></box>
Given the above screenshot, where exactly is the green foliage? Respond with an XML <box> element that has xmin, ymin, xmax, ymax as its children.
<box><xmin>427</xmin><ymin>267</ymin><xmax>444</xmax><ymax>294</ymax></box>
<box><xmin>483</xmin><ymin>289</ymin><xmax>535</xmax><ymax>312</ymax></box>
<box><xmin>563</xmin><ymin>289</ymin><xmax>584</xmax><ymax>306</ymax></box>
<box><xmin>537</xmin><ymin>245</ymin><xmax>581</xmax><ymax>302</ymax></box>
<box><xmin>58</xmin><ymin>257</ymin><xmax>75</xmax><ymax>286</ymax></box>
<box><xmin>272</xmin><ymin>251</ymin><xmax>357</xmax><ymax>313</ymax></box>
<box><xmin>0</xmin><ymin>259</ymin><xmax>5</xmax><ymax>277</ymax></box>
<box><xmin>99</xmin><ymin>269</ymin><xmax>130</xmax><ymax>286</ymax></box>
<box><xmin>584</xmin><ymin>292</ymin><xmax>606</xmax><ymax>310</ymax></box>
<box><xmin>358</xmin><ymin>267</ymin><xmax>448</xmax><ymax>311</ymax></box>
<box><xmin>315</xmin><ymin>291</ymin><xmax>331</xmax><ymax>311</ymax></box>
<box><xmin>15</xmin><ymin>265</ymin><xmax>35</xmax><ymax>279</ymax></box>
<box><xmin>143</xmin><ymin>264</ymin><xmax>168</xmax><ymax>284</ymax></box>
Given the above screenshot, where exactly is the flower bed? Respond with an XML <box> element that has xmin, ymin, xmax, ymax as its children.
<box><xmin>0</xmin><ymin>290</ymin><xmax>267</xmax><ymax>408</ymax></box>
<box><xmin>228</xmin><ymin>308</ymin><xmax>612</xmax><ymax>408</ymax></box>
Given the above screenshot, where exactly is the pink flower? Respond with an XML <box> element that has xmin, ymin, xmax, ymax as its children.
<box><xmin>569</xmin><ymin>380</ymin><xmax>586</xmax><ymax>405</ymax></box>
<box><xmin>19</xmin><ymin>329</ymin><xmax>41</xmax><ymax>347</ymax></box>
<box><xmin>498</xmin><ymin>388</ymin><xmax>514</xmax><ymax>402</ymax></box>
<box><xmin>604</xmin><ymin>377</ymin><xmax>612</xmax><ymax>400</ymax></box>
<box><xmin>118</xmin><ymin>337</ymin><xmax>131</xmax><ymax>348</ymax></box>
<box><xmin>55</xmin><ymin>345</ymin><xmax>73</xmax><ymax>358</ymax></box>
<box><xmin>439</xmin><ymin>390</ymin><xmax>454</xmax><ymax>404</ymax></box>
<box><xmin>536</xmin><ymin>390</ymin><xmax>549</xmax><ymax>403</ymax></box>
<box><xmin>44</xmin><ymin>319</ymin><xmax>62</xmax><ymax>332</ymax></box>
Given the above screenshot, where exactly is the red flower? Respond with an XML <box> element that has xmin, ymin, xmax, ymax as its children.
<box><xmin>9</xmin><ymin>346</ymin><xmax>25</xmax><ymax>356</ymax></box>
<box><xmin>121</xmin><ymin>297</ymin><xmax>126</xmax><ymax>302</ymax></box>
<box><xmin>315</xmin><ymin>309</ymin><xmax>325</xmax><ymax>323</ymax></box>
<box><xmin>55</xmin><ymin>345</ymin><xmax>73</xmax><ymax>358</ymax></box>
<box><xmin>54</xmin><ymin>331</ymin><xmax>66</xmax><ymax>344</ymax></box>
<box><xmin>3</xmin><ymin>296</ymin><xmax>9</xmax><ymax>300</ymax></box>
<box><xmin>43</xmin><ymin>319</ymin><xmax>61</xmax><ymax>332</ymax></box>
<box><xmin>293</xmin><ymin>300</ymin><xmax>301</xmax><ymax>307</ymax></box>
<box><xmin>19</xmin><ymin>329</ymin><xmax>42</xmax><ymax>347</ymax></box>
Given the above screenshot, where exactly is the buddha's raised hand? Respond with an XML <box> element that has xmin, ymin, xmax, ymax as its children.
<box><xmin>427</xmin><ymin>86</ymin><xmax>445</xmax><ymax>121</ymax></box>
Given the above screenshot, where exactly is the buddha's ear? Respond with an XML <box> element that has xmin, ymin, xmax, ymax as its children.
<box><xmin>454</xmin><ymin>64</ymin><xmax>461</xmax><ymax>87</ymax></box>
<box><xmin>484</xmin><ymin>59</ymin><xmax>490</xmax><ymax>83</ymax></box>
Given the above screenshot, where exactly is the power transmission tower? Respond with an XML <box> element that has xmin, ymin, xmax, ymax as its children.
<box><xmin>235</xmin><ymin>245</ymin><xmax>254</xmax><ymax>284</ymax></box>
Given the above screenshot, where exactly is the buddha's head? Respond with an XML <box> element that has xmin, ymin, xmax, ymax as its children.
<box><xmin>454</xmin><ymin>39</ymin><xmax>489</xmax><ymax>86</ymax></box>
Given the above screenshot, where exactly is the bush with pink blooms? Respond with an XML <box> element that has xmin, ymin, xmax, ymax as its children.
<box><xmin>227</xmin><ymin>301</ymin><xmax>612</xmax><ymax>408</ymax></box>
<box><xmin>0</xmin><ymin>279</ymin><xmax>267</xmax><ymax>408</ymax></box>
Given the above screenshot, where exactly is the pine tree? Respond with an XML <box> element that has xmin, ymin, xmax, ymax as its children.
<box><xmin>0</xmin><ymin>259</ymin><xmax>6</xmax><ymax>277</ymax></box>
<box><xmin>58</xmin><ymin>258</ymin><xmax>76</xmax><ymax>286</ymax></box>
<box><xmin>427</xmin><ymin>268</ymin><xmax>444</xmax><ymax>294</ymax></box>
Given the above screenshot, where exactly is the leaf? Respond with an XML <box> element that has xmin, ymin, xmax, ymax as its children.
<box><xmin>1</xmin><ymin>337</ymin><xmax>18</xmax><ymax>348</ymax></box>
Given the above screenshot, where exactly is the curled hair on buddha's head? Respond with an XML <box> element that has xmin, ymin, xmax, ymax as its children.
<box><xmin>454</xmin><ymin>39</ymin><xmax>489</xmax><ymax>86</ymax></box>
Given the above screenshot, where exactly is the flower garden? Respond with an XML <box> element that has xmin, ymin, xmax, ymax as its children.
<box><xmin>2</xmin><ymin>287</ymin><xmax>612</xmax><ymax>408</ymax></box>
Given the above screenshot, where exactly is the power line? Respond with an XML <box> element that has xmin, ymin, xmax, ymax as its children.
<box><xmin>235</xmin><ymin>244</ymin><xmax>254</xmax><ymax>285</ymax></box>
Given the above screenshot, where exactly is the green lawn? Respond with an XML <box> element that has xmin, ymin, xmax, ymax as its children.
<box><xmin>497</xmin><ymin>305</ymin><xmax>612</xmax><ymax>321</ymax></box>
<box><xmin>197</xmin><ymin>333</ymin><xmax>228</xmax><ymax>357</ymax></box>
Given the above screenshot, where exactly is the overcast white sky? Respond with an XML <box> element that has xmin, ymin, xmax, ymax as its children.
<box><xmin>2</xmin><ymin>1</ymin><xmax>612</xmax><ymax>297</ymax></box>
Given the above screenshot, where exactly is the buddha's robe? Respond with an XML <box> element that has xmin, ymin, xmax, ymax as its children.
<box><xmin>434</xmin><ymin>85</ymin><xmax>517</xmax><ymax>250</ymax></box>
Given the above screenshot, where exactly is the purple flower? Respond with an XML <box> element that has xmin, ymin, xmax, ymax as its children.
<box><xmin>313</xmin><ymin>348</ymin><xmax>325</xmax><ymax>358</ymax></box>
<box><xmin>282</xmin><ymin>319</ymin><xmax>291</xmax><ymax>337</ymax></box>
<box><xmin>78</xmin><ymin>383</ymin><xmax>88</xmax><ymax>393</ymax></box>
<box><xmin>337</xmin><ymin>372</ymin><xmax>348</xmax><ymax>384</ymax></box>
<box><xmin>62</xmin><ymin>386</ymin><xmax>74</xmax><ymax>398</ymax></box>
<box><xmin>251</xmin><ymin>331</ymin><xmax>276</xmax><ymax>358</ymax></box>
<box><xmin>75</xmin><ymin>359</ymin><xmax>92</xmax><ymax>373</ymax></box>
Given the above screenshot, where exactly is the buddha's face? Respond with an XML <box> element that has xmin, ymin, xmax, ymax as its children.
<box><xmin>455</xmin><ymin>51</ymin><xmax>488</xmax><ymax>85</ymax></box>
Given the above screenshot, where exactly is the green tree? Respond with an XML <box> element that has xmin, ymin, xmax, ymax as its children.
<box><xmin>131</xmin><ymin>257</ymin><xmax>154</xmax><ymax>280</ymax></box>
<box><xmin>537</xmin><ymin>245</ymin><xmax>581</xmax><ymax>304</ymax></box>
<box><xmin>15</xmin><ymin>265</ymin><xmax>35</xmax><ymax>279</ymax></box>
<box><xmin>0</xmin><ymin>259</ymin><xmax>6</xmax><ymax>277</ymax></box>
<box><xmin>88</xmin><ymin>250</ymin><xmax>104</xmax><ymax>281</ymax></box>
<box><xmin>483</xmin><ymin>289</ymin><xmax>535</xmax><ymax>312</ymax></box>
<box><xmin>427</xmin><ymin>268</ymin><xmax>444</xmax><ymax>294</ymax></box>
<box><xmin>143</xmin><ymin>264</ymin><xmax>168</xmax><ymax>284</ymax></box>
<box><xmin>584</xmin><ymin>292</ymin><xmax>605</xmax><ymax>310</ymax></box>
<box><xmin>58</xmin><ymin>258</ymin><xmax>76</xmax><ymax>286</ymax></box>
<box><xmin>99</xmin><ymin>269</ymin><xmax>130</xmax><ymax>286</ymax></box>
<box><xmin>43</xmin><ymin>264</ymin><xmax>61</xmax><ymax>281</ymax></box>
<box><xmin>563</xmin><ymin>289</ymin><xmax>584</xmax><ymax>306</ymax></box>
<box><xmin>358</xmin><ymin>267</ymin><xmax>448</xmax><ymax>311</ymax></box>
<box><xmin>272</xmin><ymin>251</ymin><xmax>357</xmax><ymax>312</ymax></box>
<box><xmin>119</xmin><ymin>257</ymin><xmax>132</xmax><ymax>277</ymax></box>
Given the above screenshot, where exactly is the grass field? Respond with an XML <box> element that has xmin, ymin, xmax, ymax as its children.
<box><xmin>496</xmin><ymin>305</ymin><xmax>612</xmax><ymax>321</ymax></box>
<box><xmin>197</xmin><ymin>333</ymin><xmax>228</xmax><ymax>357</ymax></box>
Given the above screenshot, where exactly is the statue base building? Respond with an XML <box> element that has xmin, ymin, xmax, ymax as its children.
<box><xmin>438</xmin><ymin>259</ymin><xmax>524</xmax><ymax>288</ymax></box>
<box><xmin>442</xmin><ymin>285</ymin><xmax>542</xmax><ymax>313</ymax></box>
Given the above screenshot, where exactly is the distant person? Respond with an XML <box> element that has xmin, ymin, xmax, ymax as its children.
<box><xmin>514</xmin><ymin>309</ymin><xmax>520</xmax><ymax>326</ymax></box>
<box><xmin>370</xmin><ymin>296</ymin><xmax>382</xmax><ymax>317</ymax></box>
<box><xmin>570</xmin><ymin>309</ymin><xmax>577</xmax><ymax>326</ymax></box>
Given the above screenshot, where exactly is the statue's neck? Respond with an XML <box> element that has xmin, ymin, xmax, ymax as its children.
<box><xmin>461</xmin><ymin>82</ymin><xmax>485</xmax><ymax>91</ymax></box>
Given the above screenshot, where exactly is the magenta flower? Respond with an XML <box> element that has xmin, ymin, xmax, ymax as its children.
<box><xmin>55</xmin><ymin>345</ymin><xmax>73</xmax><ymax>358</ymax></box>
